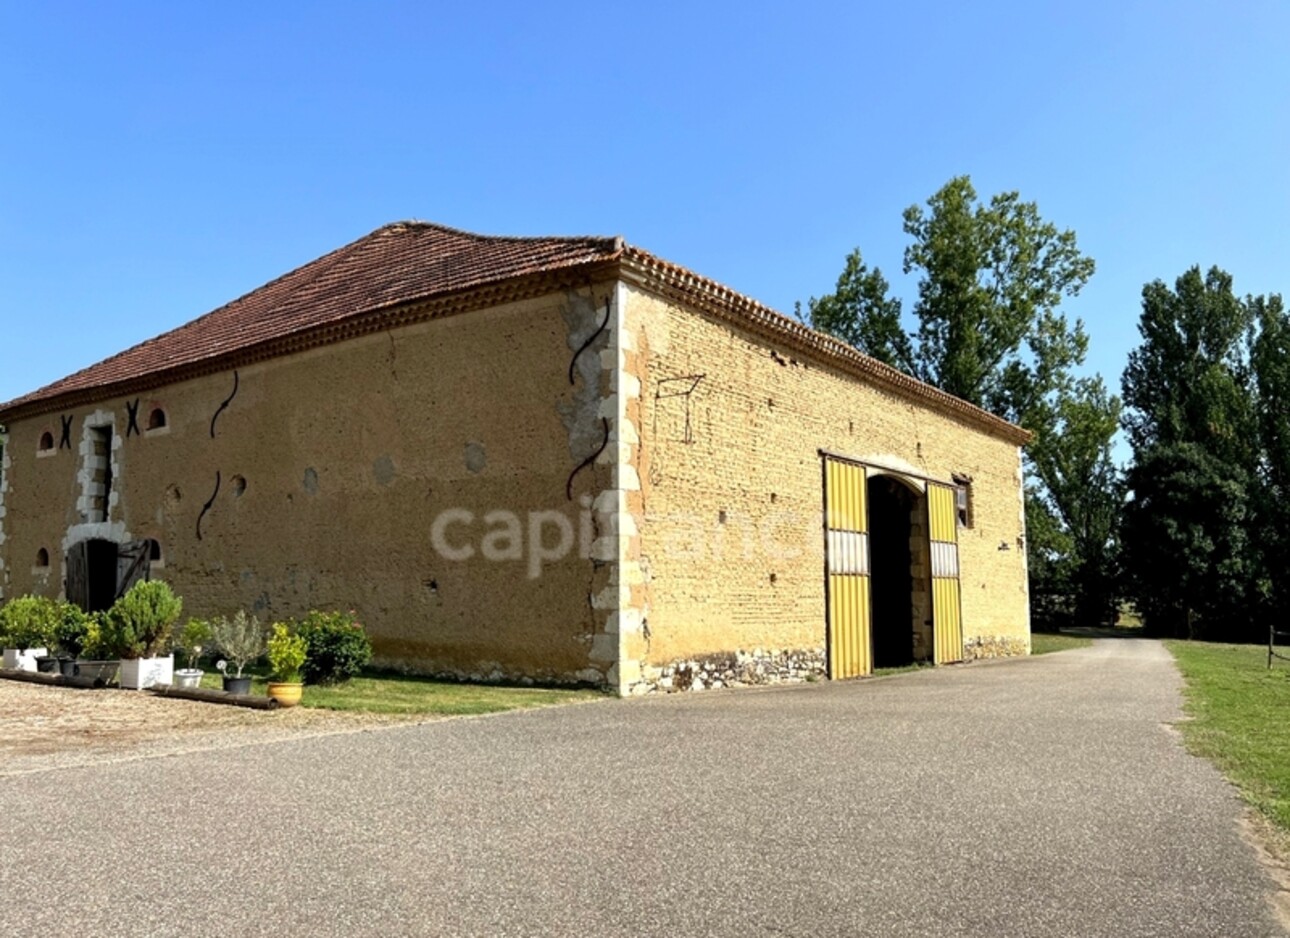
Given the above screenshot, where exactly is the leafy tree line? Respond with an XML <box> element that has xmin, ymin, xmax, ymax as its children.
<box><xmin>804</xmin><ymin>176</ymin><xmax>1287</xmax><ymax>642</ymax></box>
<box><xmin>1121</xmin><ymin>268</ymin><xmax>1286</xmax><ymax>641</ymax></box>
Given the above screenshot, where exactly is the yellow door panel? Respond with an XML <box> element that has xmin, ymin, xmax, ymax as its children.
<box><xmin>928</xmin><ymin>483</ymin><xmax>957</xmax><ymax>543</ymax></box>
<box><xmin>932</xmin><ymin>578</ymin><xmax>963</xmax><ymax>665</ymax></box>
<box><xmin>824</xmin><ymin>457</ymin><xmax>872</xmax><ymax>679</ymax></box>
<box><xmin>929</xmin><ymin>482</ymin><xmax>964</xmax><ymax>664</ymax></box>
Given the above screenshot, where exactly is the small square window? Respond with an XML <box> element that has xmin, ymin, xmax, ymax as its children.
<box><xmin>952</xmin><ymin>473</ymin><xmax>974</xmax><ymax>529</ymax></box>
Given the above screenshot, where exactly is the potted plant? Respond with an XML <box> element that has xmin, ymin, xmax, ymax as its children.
<box><xmin>105</xmin><ymin>580</ymin><xmax>183</xmax><ymax>690</ymax></box>
<box><xmin>75</xmin><ymin>613</ymin><xmax>120</xmax><ymax>684</ymax></box>
<box><xmin>0</xmin><ymin>596</ymin><xmax>58</xmax><ymax>672</ymax></box>
<box><xmin>265</xmin><ymin>623</ymin><xmax>307</xmax><ymax>708</ymax></box>
<box><xmin>173</xmin><ymin>618</ymin><xmax>211</xmax><ymax>688</ymax></box>
<box><xmin>209</xmin><ymin>611</ymin><xmax>266</xmax><ymax>695</ymax></box>
<box><xmin>53</xmin><ymin>601</ymin><xmax>91</xmax><ymax>676</ymax></box>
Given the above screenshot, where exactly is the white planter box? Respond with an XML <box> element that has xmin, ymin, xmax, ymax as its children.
<box><xmin>119</xmin><ymin>654</ymin><xmax>174</xmax><ymax>690</ymax></box>
<box><xmin>3</xmin><ymin>647</ymin><xmax>48</xmax><ymax>672</ymax></box>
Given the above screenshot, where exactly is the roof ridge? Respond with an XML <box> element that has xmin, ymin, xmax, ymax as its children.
<box><xmin>389</xmin><ymin>219</ymin><xmax>622</xmax><ymax>248</ymax></box>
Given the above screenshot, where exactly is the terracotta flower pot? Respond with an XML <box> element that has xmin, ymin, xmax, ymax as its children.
<box><xmin>266</xmin><ymin>681</ymin><xmax>303</xmax><ymax>708</ymax></box>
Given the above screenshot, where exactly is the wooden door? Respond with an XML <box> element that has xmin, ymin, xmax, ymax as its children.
<box><xmin>65</xmin><ymin>541</ymin><xmax>90</xmax><ymax>610</ymax></box>
<box><xmin>115</xmin><ymin>540</ymin><xmax>151</xmax><ymax>600</ymax></box>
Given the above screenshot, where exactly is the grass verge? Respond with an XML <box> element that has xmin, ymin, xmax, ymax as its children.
<box><xmin>1031</xmin><ymin>632</ymin><xmax>1093</xmax><ymax>655</ymax></box>
<box><xmin>195</xmin><ymin>668</ymin><xmax>601</xmax><ymax>716</ymax></box>
<box><xmin>1165</xmin><ymin>640</ymin><xmax>1290</xmax><ymax>835</ymax></box>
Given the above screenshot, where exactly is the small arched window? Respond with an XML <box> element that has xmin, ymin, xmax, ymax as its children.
<box><xmin>148</xmin><ymin>539</ymin><xmax>163</xmax><ymax>563</ymax></box>
<box><xmin>147</xmin><ymin>408</ymin><xmax>167</xmax><ymax>431</ymax></box>
<box><xmin>38</xmin><ymin>431</ymin><xmax>54</xmax><ymax>452</ymax></box>
<box><xmin>36</xmin><ymin>548</ymin><xmax>50</xmax><ymax>568</ymax></box>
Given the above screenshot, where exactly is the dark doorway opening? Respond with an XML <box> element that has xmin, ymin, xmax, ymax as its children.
<box><xmin>65</xmin><ymin>539</ymin><xmax>152</xmax><ymax>613</ymax></box>
<box><xmin>868</xmin><ymin>475</ymin><xmax>915</xmax><ymax>669</ymax></box>
<box><xmin>85</xmin><ymin>540</ymin><xmax>118</xmax><ymax>613</ymax></box>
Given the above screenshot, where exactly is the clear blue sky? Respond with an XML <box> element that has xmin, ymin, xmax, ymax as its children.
<box><xmin>3</xmin><ymin>1</ymin><xmax>1287</xmax><ymax>425</ymax></box>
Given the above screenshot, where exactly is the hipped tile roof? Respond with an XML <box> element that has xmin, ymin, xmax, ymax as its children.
<box><xmin>0</xmin><ymin>221</ymin><xmax>1029</xmax><ymax>444</ymax></box>
<box><xmin>1</xmin><ymin>222</ymin><xmax>623</xmax><ymax>415</ymax></box>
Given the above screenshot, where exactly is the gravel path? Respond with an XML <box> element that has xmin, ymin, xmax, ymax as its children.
<box><xmin>0</xmin><ymin>678</ymin><xmax>417</xmax><ymax>776</ymax></box>
<box><xmin>1</xmin><ymin>638</ymin><xmax>1286</xmax><ymax>936</ymax></box>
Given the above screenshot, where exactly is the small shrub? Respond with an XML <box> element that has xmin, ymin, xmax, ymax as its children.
<box><xmin>294</xmin><ymin>610</ymin><xmax>372</xmax><ymax>685</ymax></box>
<box><xmin>0</xmin><ymin>596</ymin><xmax>62</xmax><ymax>651</ymax></box>
<box><xmin>105</xmin><ymin>581</ymin><xmax>184</xmax><ymax>658</ymax></box>
<box><xmin>267</xmin><ymin>623</ymin><xmax>308</xmax><ymax>683</ymax></box>
<box><xmin>53</xmin><ymin>602</ymin><xmax>92</xmax><ymax>658</ymax></box>
<box><xmin>208</xmin><ymin>611</ymin><xmax>267</xmax><ymax>678</ymax></box>
<box><xmin>79</xmin><ymin>613</ymin><xmax>112</xmax><ymax>660</ymax></box>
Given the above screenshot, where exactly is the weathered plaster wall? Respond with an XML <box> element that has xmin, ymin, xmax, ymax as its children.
<box><xmin>1</xmin><ymin>288</ymin><xmax>619</xmax><ymax>684</ymax></box>
<box><xmin>628</xmin><ymin>286</ymin><xmax>1030</xmax><ymax>683</ymax></box>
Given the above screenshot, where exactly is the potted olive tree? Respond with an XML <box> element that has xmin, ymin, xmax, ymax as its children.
<box><xmin>209</xmin><ymin>611</ymin><xmax>267</xmax><ymax>695</ymax></box>
<box><xmin>266</xmin><ymin>623</ymin><xmax>307</xmax><ymax>708</ymax></box>
<box><xmin>106</xmin><ymin>581</ymin><xmax>183</xmax><ymax>690</ymax></box>
<box><xmin>0</xmin><ymin>596</ymin><xmax>58</xmax><ymax>671</ymax></box>
<box><xmin>173</xmin><ymin>618</ymin><xmax>211</xmax><ymax>688</ymax></box>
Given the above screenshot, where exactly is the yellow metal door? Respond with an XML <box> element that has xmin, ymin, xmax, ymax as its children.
<box><xmin>928</xmin><ymin>483</ymin><xmax>964</xmax><ymax>664</ymax></box>
<box><xmin>823</xmin><ymin>457</ymin><xmax>872</xmax><ymax>678</ymax></box>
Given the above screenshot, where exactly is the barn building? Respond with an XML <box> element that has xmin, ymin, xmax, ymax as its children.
<box><xmin>0</xmin><ymin>223</ymin><xmax>1031</xmax><ymax>694</ymax></box>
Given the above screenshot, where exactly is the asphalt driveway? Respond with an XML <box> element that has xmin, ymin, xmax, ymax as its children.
<box><xmin>1</xmin><ymin>638</ymin><xmax>1284</xmax><ymax>937</ymax></box>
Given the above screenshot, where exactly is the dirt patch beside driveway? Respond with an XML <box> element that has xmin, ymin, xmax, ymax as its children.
<box><xmin>0</xmin><ymin>679</ymin><xmax>417</xmax><ymax>776</ymax></box>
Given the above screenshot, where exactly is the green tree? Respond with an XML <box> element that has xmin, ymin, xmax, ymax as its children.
<box><xmin>903</xmin><ymin>176</ymin><xmax>1095</xmax><ymax>419</ymax></box>
<box><xmin>1023</xmin><ymin>488</ymin><xmax>1076</xmax><ymax>629</ymax></box>
<box><xmin>806</xmin><ymin>176</ymin><xmax>1114</xmax><ymax>625</ymax></box>
<box><xmin>1250</xmin><ymin>293</ymin><xmax>1290</xmax><ymax>622</ymax></box>
<box><xmin>1122</xmin><ymin>267</ymin><xmax>1256</xmax><ymax>464</ymax></box>
<box><xmin>803</xmin><ymin>249</ymin><xmax>914</xmax><ymax>371</ymax></box>
<box><xmin>1120</xmin><ymin>267</ymin><xmax>1261</xmax><ymax>639</ymax></box>
<box><xmin>1121</xmin><ymin>442</ymin><xmax>1255</xmax><ymax>639</ymax></box>
<box><xmin>807</xmin><ymin>177</ymin><xmax>1096</xmax><ymax>423</ymax></box>
<box><xmin>1027</xmin><ymin>377</ymin><xmax>1123</xmax><ymax>628</ymax></box>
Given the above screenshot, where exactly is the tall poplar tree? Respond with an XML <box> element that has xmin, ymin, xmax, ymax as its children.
<box><xmin>805</xmin><ymin>176</ymin><xmax>1119</xmax><ymax>627</ymax></box>
<box><xmin>1120</xmin><ymin>266</ymin><xmax>1260</xmax><ymax>639</ymax></box>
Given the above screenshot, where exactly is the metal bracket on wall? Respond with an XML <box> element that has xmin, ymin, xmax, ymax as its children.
<box><xmin>654</xmin><ymin>374</ymin><xmax>705</xmax><ymax>444</ymax></box>
<box><xmin>210</xmin><ymin>370</ymin><xmax>240</xmax><ymax>439</ymax></box>
<box><xmin>125</xmin><ymin>399</ymin><xmax>141</xmax><ymax>438</ymax></box>
<box><xmin>565</xmin><ymin>417</ymin><xmax>609</xmax><ymax>501</ymax></box>
<box><xmin>568</xmin><ymin>297</ymin><xmax>611</xmax><ymax>387</ymax></box>
<box><xmin>196</xmin><ymin>471</ymin><xmax>221</xmax><ymax>541</ymax></box>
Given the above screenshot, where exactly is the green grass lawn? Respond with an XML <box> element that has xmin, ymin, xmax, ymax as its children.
<box><xmin>1030</xmin><ymin>632</ymin><xmax>1093</xmax><ymax>655</ymax></box>
<box><xmin>302</xmin><ymin>672</ymin><xmax>601</xmax><ymax>715</ymax></box>
<box><xmin>1165</xmin><ymin>640</ymin><xmax>1290</xmax><ymax>835</ymax></box>
<box><xmin>190</xmin><ymin>666</ymin><xmax>601</xmax><ymax>716</ymax></box>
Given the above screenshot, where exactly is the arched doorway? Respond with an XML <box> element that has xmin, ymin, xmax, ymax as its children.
<box><xmin>823</xmin><ymin>456</ymin><xmax>939</xmax><ymax>677</ymax></box>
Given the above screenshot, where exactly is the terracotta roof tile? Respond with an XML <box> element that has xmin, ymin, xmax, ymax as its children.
<box><xmin>2</xmin><ymin>222</ymin><xmax>623</xmax><ymax>414</ymax></box>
